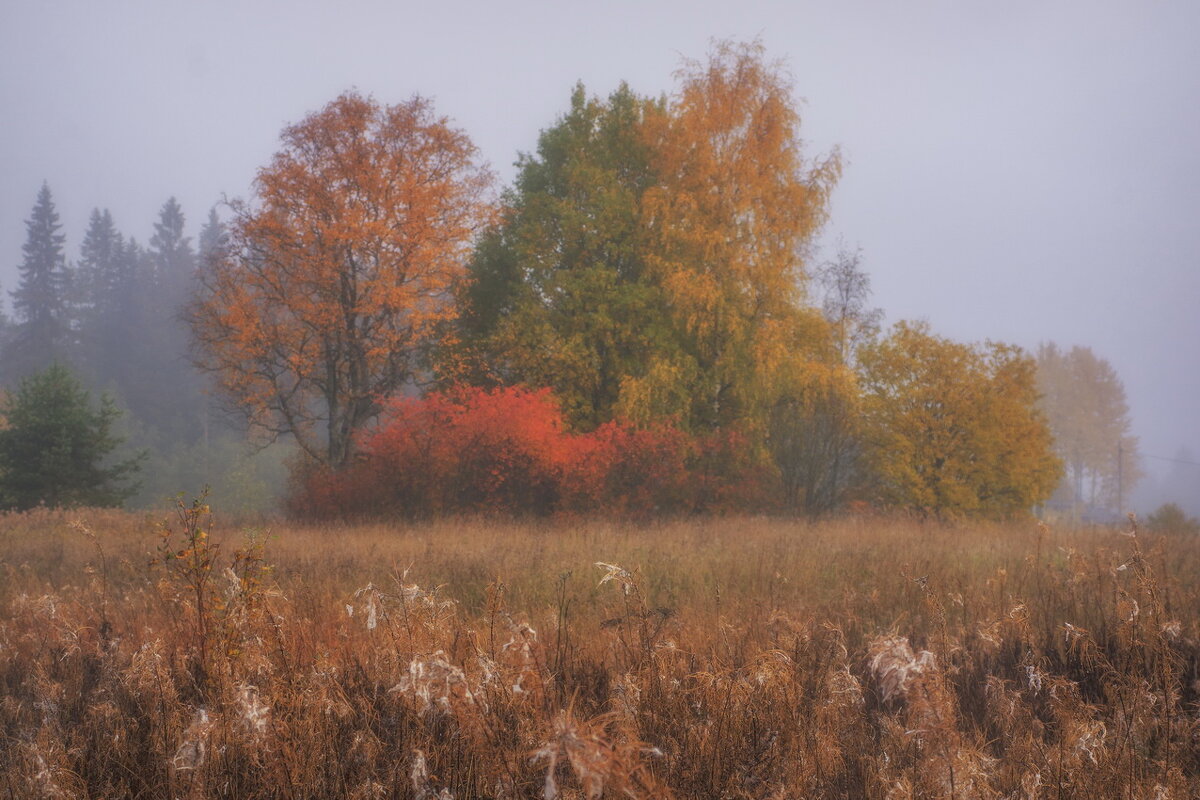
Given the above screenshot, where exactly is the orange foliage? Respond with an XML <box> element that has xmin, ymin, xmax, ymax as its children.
<box><xmin>637</xmin><ymin>40</ymin><xmax>841</xmax><ymax>429</ymax></box>
<box><xmin>289</xmin><ymin>386</ymin><xmax>776</xmax><ymax>519</ymax></box>
<box><xmin>190</xmin><ymin>92</ymin><xmax>493</xmax><ymax>467</ymax></box>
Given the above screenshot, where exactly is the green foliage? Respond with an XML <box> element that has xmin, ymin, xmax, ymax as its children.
<box><xmin>458</xmin><ymin>42</ymin><xmax>840</xmax><ymax>440</ymax></box>
<box><xmin>1146</xmin><ymin>502</ymin><xmax>1199</xmax><ymax>535</ymax></box>
<box><xmin>4</xmin><ymin>184</ymin><xmax>71</xmax><ymax>379</ymax></box>
<box><xmin>0</xmin><ymin>364</ymin><xmax>144</xmax><ymax>510</ymax></box>
<box><xmin>456</xmin><ymin>83</ymin><xmax>674</xmax><ymax>430</ymax></box>
<box><xmin>858</xmin><ymin>322</ymin><xmax>1061</xmax><ymax>518</ymax></box>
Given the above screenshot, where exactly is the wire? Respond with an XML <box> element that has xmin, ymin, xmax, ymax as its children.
<box><xmin>1142</xmin><ymin>453</ymin><xmax>1200</xmax><ymax>468</ymax></box>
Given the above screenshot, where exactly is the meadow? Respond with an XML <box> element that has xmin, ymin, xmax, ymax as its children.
<box><xmin>1</xmin><ymin>505</ymin><xmax>1197</xmax><ymax>798</ymax></box>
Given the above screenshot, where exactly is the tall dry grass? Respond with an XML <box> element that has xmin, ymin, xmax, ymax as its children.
<box><xmin>1</xmin><ymin>504</ymin><xmax>1197</xmax><ymax>798</ymax></box>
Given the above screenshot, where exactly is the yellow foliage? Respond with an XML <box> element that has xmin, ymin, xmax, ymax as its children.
<box><xmin>638</xmin><ymin>40</ymin><xmax>841</xmax><ymax>431</ymax></box>
<box><xmin>859</xmin><ymin>322</ymin><xmax>1062</xmax><ymax>518</ymax></box>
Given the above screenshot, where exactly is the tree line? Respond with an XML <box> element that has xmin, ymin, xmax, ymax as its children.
<box><xmin>0</xmin><ymin>40</ymin><xmax>1144</xmax><ymax>519</ymax></box>
<box><xmin>0</xmin><ymin>188</ymin><xmax>289</xmax><ymax>510</ymax></box>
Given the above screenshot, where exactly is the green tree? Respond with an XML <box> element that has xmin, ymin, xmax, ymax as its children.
<box><xmin>858</xmin><ymin>322</ymin><xmax>1060</xmax><ymax>518</ymax></box>
<box><xmin>149</xmin><ymin>197</ymin><xmax>196</xmax><ymax>301</ymax></box>
<box><xmin>458</xmin><ymin>41</ymin><xmax>839</xmax><ymax>440</ymax></box>
<box><xmin>75</xmin><ymin>208</ymin><xmax>131</xmax><ymax>384</ymax></box>
<box><xmin>197</xmin><ymin>207</ymin><xmax>229</xmax><ymax>271</ymax></box>
<box><xmin>5</xmin><ymin>183</ymin><xmax>72</xmax><ymax>379</ymax></box>
<box><xmin>140</xmin><ymin>197</ymin><xmax>206</xmax><ymax>444</ymax></box>
<box><xmin>1146</xmin><ymin>502</ymin><xmax>1199</xmax><ymax>535</ymax></box>
<box><xmin>456</xmin><ymin>83</ymin><xmax>674</xmax><ymax>429</ymax></box>
<box><xmin>0</xmin><ymin>364</ymin><xmax>143</xmax><ymax>510</ymax></box>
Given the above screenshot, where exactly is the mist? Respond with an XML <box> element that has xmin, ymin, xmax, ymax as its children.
<box><xmin>2</xmin><ymin>0</ymin><xmax>1197</xmax><ymax>513</ymax></box>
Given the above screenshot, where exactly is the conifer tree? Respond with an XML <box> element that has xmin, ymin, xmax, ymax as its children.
<box><xmin>78</xmin><ymin>209</ymin><xmax>124</xmax><ymax>307</ymax></box>
<box><xmin>150</xmin><ymin>197</ymin><xmax>195</xmax><ymax>301</ymax></box>
<box><xmin>75</xmin><ymin>209</ymin><xmax>131</xmax><ymax>381</ymax></box>
<box><xmin>0</xmin><ymin>363</ymin><xmax>143</xmax><ymax>509</ymax></box>
<box><xmin>5</xmin><ymin>183</ymin><xmax>71</xmax><ymax>379</ymax></box>
<box><xmin>133</xmin><ymin>198</ymin><xmax>203</xmax><ymax>443</ymax></box>
<box><xmin>197</xmin><ymin>207</ymin><xmax>228</xmax><ymax>270</ymax></box>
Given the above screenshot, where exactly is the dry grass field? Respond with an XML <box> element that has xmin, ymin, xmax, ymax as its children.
<box><xmin>2</xmin><ymin>504</ymin><xmax>1198</xmax><ymax>798</ymax></box>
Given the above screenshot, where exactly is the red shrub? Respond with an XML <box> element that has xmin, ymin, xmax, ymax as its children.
<box><xmin>289</xmin><ymin>385</ymin><xmax>781</xmax><ymax>519</ymax></box>
<box><xmin>688</xmin><ymin>428</ymin><xmax>779</xmax><ymax>513</ymax></box>
<box><xmin>560</xmin><ymin>422</ymin><xmax>694</xmax><ymax>515</ymax></box>
<box><xmin>363</xmin><ymin>387</ymin><xmax>570</xmax><ymax>517</ymax></box>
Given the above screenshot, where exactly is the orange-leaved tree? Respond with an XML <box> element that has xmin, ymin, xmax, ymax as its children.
<box><xmin>635</xmin><ymin>39</ymin><xmax>842</xmax><ymax>431</ymax></box>
<box><xmin>189</xmin><ymin>92</ymin><xmax>493</xmax><ymax>467</ymax></box>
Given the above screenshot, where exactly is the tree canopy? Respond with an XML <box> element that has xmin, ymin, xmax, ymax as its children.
<box><xmin>1036</xmin><ymin>343</ymin><xmax>1141</xmax><ymax>515</ymax></box>
<box><xmin>190</xmin><ymin>91</ymin><xmax>494</xmax><ymax>467</ymax></box>
<box><xmin>455</xmin><ymin>82</ymin><xmax>671</xmax><ymax>429</ymax></box>
<box><xmin>859</xmin><ymin>322</ymin><xmax>1061</xmax><ymax>518</ymax></box>
<box><xmin>0</xmin><ymin>41</ymin><xmax>1083</xmax><ymax>519</ymax></box>
<box><xmin>458</xmin><ymin>41</ymin><xmax>840</xmax><ymax>438</ymax></box>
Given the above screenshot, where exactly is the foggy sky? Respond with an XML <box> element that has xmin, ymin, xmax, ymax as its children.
<box><xmin>2</xmin><ymin>0</ymin><xmax>1198</xmax><ymax>508</ymax></box>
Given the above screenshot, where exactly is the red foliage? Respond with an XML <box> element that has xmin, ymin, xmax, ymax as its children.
<box><xmin>289</xmin><ymin>385</ymin><xmax>779</xmax><ymax>519</ymax></box>
<box><xmin>561</xmin><ymin>422</ymin><xmax>695</xmax><ymax>516</ymax></box>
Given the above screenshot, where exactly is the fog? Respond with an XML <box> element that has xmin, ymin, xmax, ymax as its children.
<box><xmin>2</xmin><ymin>0</ymin><xmax>1197</xmax><ymax>511</ymax></box>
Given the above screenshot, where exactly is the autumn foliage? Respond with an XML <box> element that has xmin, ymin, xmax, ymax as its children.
<box><xmin>289</xmin><ymin>386</ymin><xmax>771</xmax><ymax>519</ymax></box>
<box><xmin>184</xmin><ymin>42</ymin><xmax>1067</xmax><ymax>521</ymax></box>
<box><xmin>190</xmin><ymin>92</ymin><xmax>493</xmax><ymax>468</ymax></box>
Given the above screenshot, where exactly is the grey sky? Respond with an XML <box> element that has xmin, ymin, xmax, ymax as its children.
<box><xmin>2</xmin><ymin>0</ymin><xmax>1198</xmax><ymax>506</ymax></box>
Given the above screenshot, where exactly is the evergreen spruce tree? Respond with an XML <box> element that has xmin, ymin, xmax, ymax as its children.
<box><xmin>150</xmin><ymin>197</ymin><xmax>195</xmax><ymax>300</ymax></box>
<box><xmin>197</xmin><ymin>206</ymin><xmax>228</xmax><ymax>270</ymax></box>
<box><xmin>76</xmin><ymin>208</ymin><xmax>131</xmax><ymax>383</ymax></box>
<box><xmin>137</xmin><ymin>198</ymin><xmax>202</xmax><ymax>443</ymax></box>
<box><xmin>0</xmin><ymin>363</ymin><xmax>143</xmax><ymax>509</ymax></box>
<box><xmin>5</xmin><ymin>183</ymin><xmax>71</xmax><ymax>379</ymax></box>
<box><xmin>78</xmin><ymin>209</ymin><xmax>123</xmax><ymax>308</ymax></box>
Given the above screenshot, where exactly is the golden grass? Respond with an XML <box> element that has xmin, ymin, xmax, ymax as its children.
<box><xmin>1</xmin><ymin>505</ymin><xmax>1197</xmax><ymax>798</ymax></box>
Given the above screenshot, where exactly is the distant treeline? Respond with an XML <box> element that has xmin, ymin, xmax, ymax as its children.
<box><xmin>0</xmin><ymin>189</ymin><xmax>289</xmax><ymax>510</ymax></box>
<box><xmin>0</xmin><ymin>40</ymin><xmax>1142</xmax><ymax>519</ymax></box>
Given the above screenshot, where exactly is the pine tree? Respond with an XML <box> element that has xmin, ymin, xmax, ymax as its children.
<box><xmin>129</xmin><ymin>198</ymin><xmax>203</xmax><ymax>444</ymax></box>
<box><xmin>197</xmin><ymin>206</ymin><xmax>228</xmax><ymax>270</ymax></box>
<box><xmin>150</xmin><ymin>197</ymin><xmax>195</xmax><ymax>299</ymax></box>
<box><xmin>78</xmin><ymin>209</ymin><xmax>124</xmax><ymax>308</ymax></box>
<box><xmin>0</xmin><ymin>363</ymin><xmax>143</xmax><ymax>509</ymax></box>
<box><xmin>5</xmin><ymin>183</ymin><xmax>71</xmax><ymax>379</ymax></box>
<box><xmin>75</xmin><ymin>209</ymin><xmax>130</xmax><ymax>381</ymax></box>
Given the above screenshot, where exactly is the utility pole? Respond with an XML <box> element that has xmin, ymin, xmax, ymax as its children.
<box><xmin>1117</xmin><ymin>440</ymin><xmax>1123</xmax><ymax>515</ymax></box>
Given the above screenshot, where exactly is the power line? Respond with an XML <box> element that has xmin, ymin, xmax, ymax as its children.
<box><xmin>1142</xmin><ymin>453</ymin><xmax>1200</xmax><ymax>468</ymax></box>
